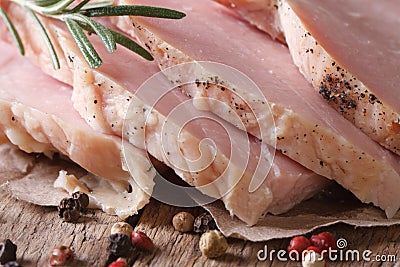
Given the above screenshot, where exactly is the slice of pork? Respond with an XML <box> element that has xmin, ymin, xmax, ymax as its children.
<box><xmin>216</xmin><ymin>0</ymin><xmax>400</xmax><ymax>156</ymax></box>
<box><xmin>112</xmin><ymin>0</ymin><xmax>400</xmax><ymax>218</ymax></box>
<box><xmin>0</xmin><ymin>3</ymin><xmax>330</xmax><ymax>225</ymax></box>
<box><xmin>214</xmin><ymin>0</ymin><xmax>284</xmax><ymax>42</ymax></box>
<box><xmin>280</xmin><ymin>0</ymin><xmax>400</xmax><ymax>156</ymax></box>
<box><xmin>0</xmin><ymin>41</ymin><xmax>154</xmax><ymax>218</ymax></box>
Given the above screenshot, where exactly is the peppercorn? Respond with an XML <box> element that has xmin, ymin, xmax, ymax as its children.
<box><xmin>131</xmin><ymin>231</ymin><xmax>154</xmax><ymax>252</ymax></box>
<box><xmin>304</xmin><ymin>246</ymin><xmax>322</xmax><ymax>255</ymax></box>
<box><xmin>58</xmin><ymin>197</ymin><xmax>81</xmax><ymax>222</ymax></box>
<box><xmin>49</xmin><ymin>246</ymin><xmax>74</xmax><ymax>266</ymax></box>
<box><xmin>63</xmin><ymin>209</ymin><xmax>81</xmax><ymax>222</ymax></box>
<box><xmin>193</xmin><ymin>213</ymin><xmax>216</xmax><ymax>234</ymax></box>
<box><xmin>72</xmin><ymin>191</ymin><xmax>89</xmax><ymax>211</ymax></box>
<box><xmin>58</xmin><ymin>197</ymin><xmax>79</xmax><ymax>210</ymax></box>
<box><xmin>310</xmin><ymin>232</ymin><xmax>336</xmax><ymax>252</ymax></box>
<box><xmin>105</xmin><ymin>254</ymin><xmax>119</xmax><ymax>267</ymax></box>
<box><xmin>302</xmin><ymin>248</ymin><xmax>325</xmax><ymax>267</ymax></box>
<box><xmin>172</xmin><ymin>212</ymin><xmax>194</xmax><ymax>232</ymax></box>
<box><xmin>5</xmin><ymin>261</ymin><xmax>22</xmax><ymax>267</ymax></box>
<box><xmin>0</xmin><ymin>239</ymin><xmax>17</xmax><ymax>264</ymax></box>
<box><xmin>288</xmin><ymin>236</ymin><xmax>311</xmax><ymax>255</ymax></box>
<box><xmin>108</xmin><ymin>258</ymin><xmax>129</xmax><ymax>267</ymax></box>
<box><xmin>108</xmin><ymin>234</ymin><xmax>132</xmax><ymax>257</ymax></box>
<box><xmin>199</xmin><ymin>230</ymin><xmax>228</xmax><ymax>258</ymax></box>
<box><xmin>111</xmin><ymin>222</ymin><xmax>133</xmax><ymax>238</ymax></box>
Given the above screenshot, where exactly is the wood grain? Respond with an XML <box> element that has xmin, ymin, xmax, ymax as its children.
<box><xmin>0</xmin><ymin>190</ymin><xmax>399</xmax><ymax>267</ymax></box>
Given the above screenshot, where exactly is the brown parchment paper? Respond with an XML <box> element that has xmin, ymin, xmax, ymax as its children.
<box><xmin>1</xmin><ymin>143</ymin><xmax>399</xmax><ymax>242</ymax></box>
<box><xmin>0</xmin><ymin>144</ymin><xmax>86</xmax><ymax>206</ymax></box>
<box><xmin>204</xmin><ymin>185</ymin><xmax>400</xmax><ymax>241</ymax></box>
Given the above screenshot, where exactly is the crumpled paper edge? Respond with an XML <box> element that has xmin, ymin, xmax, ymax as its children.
<box><xmin>2</xmin><ymin>143</ymin><xmax>400</xmax><ymax>242</ymax></box>
<box><xmin>204</xmin><ymin>186</ymin><xmax>400</xmax><ymax>241</ymax></box>
<box><xmin>0</xmin><ymin>144</ymin><xmax>86</xmax><ymax>206</ymax></box>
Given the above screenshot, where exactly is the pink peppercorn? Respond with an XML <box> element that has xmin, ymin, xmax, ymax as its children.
<box><xmin>131</xmin><ymin>231</ymin><xmax>154</xmax><ymax>252</ymax></box>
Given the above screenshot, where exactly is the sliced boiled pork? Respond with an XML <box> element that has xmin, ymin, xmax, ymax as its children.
<box><xmin>0</xmin><ymin>2</ymin><xmax>330</xmax><ymax>225</ymax></box>
<box><xmin>214</xmin><ymin>0</ymin><xmax>284</xmax><ymax>42</ymax></box>
<box><xmin>280</xmin><ymin>0</ymin><xmax>400</xmax><ymax>156</ymax></box>
<box><xmin>0</xmin><ymin>41</ymin><xmax>154</xmax><ymax>218</ymax></box>
<box><xmin>113</xmin><ymin>0</ymin><xmax>400</xmax><ymax>218</ymax></box>
<box><xmin>216</xmin><ymin>0</ymin><xmax>400</xmax><ymax>155</ymax></box>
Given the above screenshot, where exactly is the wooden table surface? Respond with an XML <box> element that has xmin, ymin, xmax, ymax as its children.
<box><xmin>0</xmin><ymin>190</ymin><xmax>399</xmax><ymax>267</ymax></box>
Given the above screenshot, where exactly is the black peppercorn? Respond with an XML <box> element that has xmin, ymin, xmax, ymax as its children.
<box><xmin>72</xmin><ymin>191</ymin><xmax>89</xmax><ymax>211</ymax></box>
<box><xmin>0</xmin><ymin>239</ymin><xmax>17</xmax><ymax>265</ymax></box>
<box><xmin>105</xmin><ymin>254</ymin><xmax>119</xmax><ymax>267</ymax></box>
<box><xmin>108</xmin><ymin>234</ymin><xmax>132</xmax><ymax>257</ymax></box>
<box><xmin>58</xmin><ymin>197</ymin><xmax>79</xmax><ymax>211</ymax></box>
<box><xmin>5</xmin><ymin>261</ymin><xmax>22</xmax><ymax>267</ymax></box>
<box><xmin>194</xmin><ymin>213</ymin><xmax>217</xmax><ymax>234</ymax></box>
<box><xmin>63</xmin><ymin>209</ymin><xmax>81</xmax><ymax>222</ymax></box>
<box><xmin>58</xmin><ymin>197</ymin><xmax>81</xmax><ymax>222</ymax></box>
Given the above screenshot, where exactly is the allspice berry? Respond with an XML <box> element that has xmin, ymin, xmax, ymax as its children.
<box><xmin>172</xmin><ymin>212</ymin><xmax>194</xmax><ymax>232</ymax></box>
<box><xmin>199</xmin><ymin>230</ymin><xmax>228</xmax><ymax>258</ymax></box>
<box><xmin>111</xmin><ymin>222</ymin><xmax>133</xmax><ymax>238</ymax></box>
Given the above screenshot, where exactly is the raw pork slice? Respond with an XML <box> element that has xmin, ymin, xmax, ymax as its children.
<box><xmin>113</xmin><ymin>0</ymin><xmax>400</xmax><ymax>218</ymax></box>
<box><xmin>215</xmin><ymin>0</ymin><xmax>284</xmax><ymax>42</ymax></box>
<box><xmin>280</xmin><ymin>0</ymin><xmax>400</xmax><ymax>155</ymax></box>
<box><xmin>0</xmin><ymin>3</ymin><xmax>330</xmax><ymax>225</ymax></box>
<box><xmin>217</xmin><ymin>0</ymin><xmax>400</xmax><ymax>155</ymax></box>
<box><xmin>0</xmin><ymin>41</ymin><xmax>154</xmax><ymax>218</ymax></box>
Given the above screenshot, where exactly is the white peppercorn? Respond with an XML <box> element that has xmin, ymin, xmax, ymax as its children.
<box><xmin>172</xmin><ymin>212</ymin><xmax>194</xmax><ymax>232</ymax></box>
<box><xmin>111</xmin><ymin>222</ymin><xmax>133</xmax><ymax>238</ymax></box>
<box><xmin>199</xmin><ymin>230</ymin><xmax>227</xmax><ymax>258</ymax></box>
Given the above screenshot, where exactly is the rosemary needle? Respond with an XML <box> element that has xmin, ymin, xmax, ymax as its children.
<box><xmin>68</xmin><ymin>0</ymin><xmax>90</xmax><ymax>13</ymax></box>
<box><xmin>0</xmin><ymin>7</ymin><xmax>24</xmax><ymax>55</ymax></box>
<box><xmin>3</xmin><ymin>0</ymin><xmax>185</xmax><ymax>69</ymax></box>
<box><xmin>78</xmin><ymin>22</ymin><xmax>154</xmax><ymax>61</ymax></box>
<box><xmin>27</xmin><ymin>8</ymin><xmax>60</xmax><ymax>69</ymax></box>
<box><xmin>67</xmin><ymin>13</ymin><xmax>116</xmax><ymax>53</ymax></box>
<box><xmin>82</xmin><ymin>5</ymin><xmax>186</xmax><ymax>19</ymax></box>
<box><xmin>65</xmin><ymin>18</ymin><xmax>102</xmax><ymax>68</ymax></box>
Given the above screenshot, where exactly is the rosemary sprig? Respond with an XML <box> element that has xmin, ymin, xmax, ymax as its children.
<box><xmin>78</xmin><ymin>22</ymin><xmax>153</xmax><ymax>61</ymax></box>
<box><xmin>66</xmin><ymin>13</ymin><xmax>116</xmax><ymax>53</ymax></box>
<box><xmin>1</xmin><ymin>0</ymin><xmax>185</xmax><ymax>69</ymax></box>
